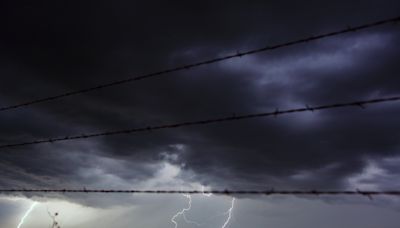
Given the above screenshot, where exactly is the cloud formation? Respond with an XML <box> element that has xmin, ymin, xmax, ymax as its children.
<box><xmin>0</xmin><ymin>0</ymin><xmax>400</xmax><ymax>208</ymax></box>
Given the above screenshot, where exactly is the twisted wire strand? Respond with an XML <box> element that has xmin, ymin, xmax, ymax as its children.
<box><xmin>1</xmin><ymin>189</ymin><xmax>399</xmax><ymax>197</ymax></box>
<box><xmin>1</xmin><ymin>96</ymin><xmax>399</xmax><ymax>149</ymax></box>
<box><xmin>0</xmin><ymin>16</ymin><xmax>399</xmax><ymax>112</ymax></box>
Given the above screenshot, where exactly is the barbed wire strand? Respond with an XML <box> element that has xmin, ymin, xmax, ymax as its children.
<box><xmin>1</xmin><ymin>16</ymin><xmax>399</xmax><ymax>113</ymax></box>
<box><xmin>0</xmin><ymin>96</ymin><xmax>399</xmax><ymax>149</ymax></box>
<box><xmin>1</xmin><ymin>189</ymin><xmax>399</xmax><ymax>198</ymax></box>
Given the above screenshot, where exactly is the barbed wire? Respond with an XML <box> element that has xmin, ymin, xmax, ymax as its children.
<box><xmin>0</xmin><ymin>96</ymin><xmax>399</xmax><ymax>149</ymax></box>
<box><xmin>1</xmin><ymin>189</ymin><xmax>399</xmax><ymax>197</ymax></box>
<box><xmin>1</xmin><ymin>16</ymin><xmax>399</xmax><ymax>113</ymax></box>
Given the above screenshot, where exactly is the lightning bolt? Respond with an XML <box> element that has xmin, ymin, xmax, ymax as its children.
<box><xmin>201</xmin><ymin>186</ymin><xmax>236</xmax><ymax>228</ymax></box>
<box><xmin>170</xmin><ymin>186</ymin><xmax>236</xmax><ymax>228</ymax></box>
<box><xmin>221</xmin><ymin>198</ymin><xmax>235</xmax><ymax>228</ymax></box>
<box><xmin>171</xmin><ymin>194</ymin><xmax>201</xmax><ymax>227</ymax></box>
<box><xmin>17</xmin><ymin>202</ymin><xmax>38</xmax><ymax>228</ymax></box>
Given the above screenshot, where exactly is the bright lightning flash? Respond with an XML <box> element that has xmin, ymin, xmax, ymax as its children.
<box><xmin>171</xmin><ymin>194</ymin><xmax>201</xmax><ymax>228</ymax></box>
<box><xmin>170</xmin><ymin>186</ymin><xmax>236</xmax><ymax>228</ymax></box>
<box><xmin>17</xmin><ymin>202</ymin><xmax>38</xmax><ymax>228</ymax></box>
<box><xmin>221</xmin><ymin>198</ymin><xmax>235</xmax><ymax>228</ymax></box>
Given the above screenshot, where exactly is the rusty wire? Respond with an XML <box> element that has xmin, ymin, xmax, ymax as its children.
<box><xmin>0</xmin><ymin>16</ymin><xmax>399</xmax><ymax>113</ymax></box>
<box><xmin>0</xmin><ymin>96</ymin><xmax>399</xmax><ymax>149</ymax></box>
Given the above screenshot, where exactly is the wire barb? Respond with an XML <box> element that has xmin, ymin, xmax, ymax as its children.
<box><xmin>0</xmin><ymin>16</ymin><xmax>399</xmax><ymax>113</ymax></box>
<box><xmin>357</xmin><ymin>189</ymin><xmax>374</xmax><ymax>200</ymax></box>
<box><xmin>0</xmin><ymin>96</ymin><xmax>399</xmax><ymax>149</ymax></box>
<box><xmin>305</xmin><ymin>105</ymin><xmax>314</xmax><ymax>112</ymax></box>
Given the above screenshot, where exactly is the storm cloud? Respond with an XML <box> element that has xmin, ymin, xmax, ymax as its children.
<box><xmin>0</xmin><ymin>1</ymin><xmax>400</xmax><ymax>226</ymax></box>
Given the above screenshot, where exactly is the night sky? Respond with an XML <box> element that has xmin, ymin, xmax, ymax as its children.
<box><xmin>1</xmin><ymin>1</ymin><xmax>400</xmax><ymax>227</ymax></box>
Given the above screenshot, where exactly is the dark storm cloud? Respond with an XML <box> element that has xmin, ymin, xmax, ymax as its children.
<box><xmin>1</xmin><ymin>0</ymin><xmax>400</xmax><ymax>198</ymax></box>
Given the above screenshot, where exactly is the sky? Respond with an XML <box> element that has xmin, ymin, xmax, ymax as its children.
<box><xmin>1</xmin><ymin>0</ymin><xmax>400</xmax><ymax>227</ymax></box>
